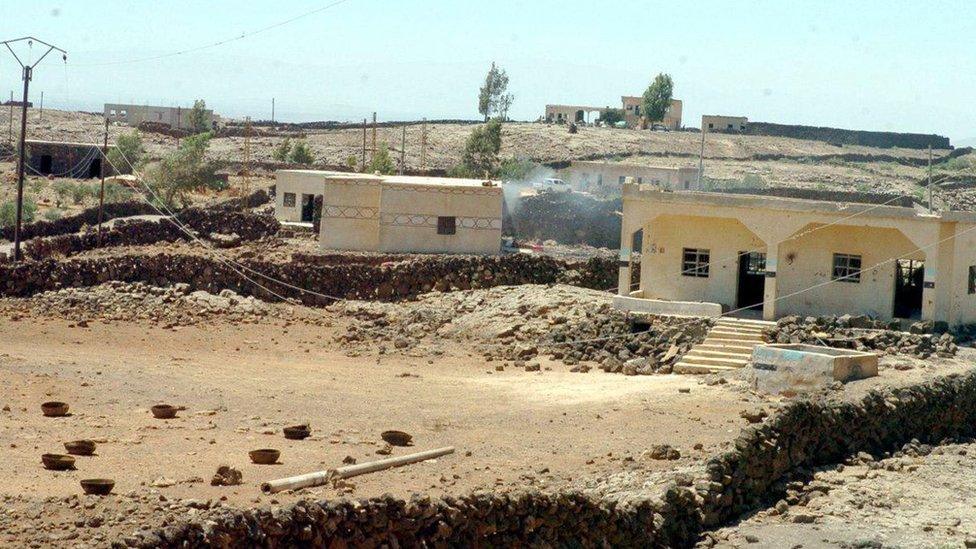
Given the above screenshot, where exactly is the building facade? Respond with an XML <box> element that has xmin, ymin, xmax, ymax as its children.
<box><xmin>26</xmin><ymin>140</ymin><xmax>114</xmax><ymax>179</ymax></box>
<box><xmin>702</xmin><ymin>115</ymin><xmax>748</xmax><ymax>133</ymax></box>
<box><xmin>621</xmin><ymin>97</ymin><xmax>682</xmax><ymax>130</ymax></box>
<box><xmin>104</xmin><ymin>103</ymin><xmax>217</xmax><ymax>130</ymax></box>
<box><xmin>615</xmin><ymin>184</ymin><xmax>976</xmax><ymax>326</ymax></box>
<box><xmin>544</xmin><ymin>104</ymin><xmax>606</xmax><ymax>124</ymax></box>
<box><xmin>558</xmin><ymin>161</ymin><xmax>700</xmax><ymax>194</ymax></box>
<box><xmin>276</xmin><ymin>170</ymin><xmax>504</xmax><ymax>254</ymax></box>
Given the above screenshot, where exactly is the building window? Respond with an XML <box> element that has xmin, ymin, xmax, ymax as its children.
<box><xmin>708</xmin><ymin>123</ymin><xmax>714</xmax><ymax>129</ymax></box>
<box><xmin>682</xmin><ymin>248</ymin><xmax>710</xmax><ymax>278</ymax></box>
<box><xmin>832</xmin><ymin>253</ymin><xmax>862</xmax><ymax>283</ymax></box>
<box><xmin>683</xmin><ymin>181</ymin><xmax>690</xmax><ymax>190</ymax></box>
<box><xmin>637</xmin><ymin>177</ymin><xmax>643</xmax><ymax>184</ymax></box>
<box><xmin>618</xmin><ymin>176</ymin><xmax>626</xmax><ymax>184</ymax></box>
<box><xmin>437</xmin><ymin>216</ymin><xmax>456</xmax><ymax>235</ymax></box>
<box><xmin>283</xmin><ymin>192</ymin><xmax>296</xmax><ymax>207</ymax></box>
<box><xmin>969</xmin><ymin>266</ymin><xmax>976</xmax><ymax>294</ymax></box>
<box><xmin>597</xmin><ymin>174</ymin><xmax>603</xmax><ymax>186</ymax></box>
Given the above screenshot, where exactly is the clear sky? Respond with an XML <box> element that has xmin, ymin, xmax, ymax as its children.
<box><xmin>2</xmin><ymin>0</ymin><xmax>974</xmax><ymax>144</ymax></box>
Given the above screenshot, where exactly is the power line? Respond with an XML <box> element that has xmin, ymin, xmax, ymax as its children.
<box><xmin>72</xmin><ymin>0</ymin><xmax>353</xmax><ymax>67</ymax></box>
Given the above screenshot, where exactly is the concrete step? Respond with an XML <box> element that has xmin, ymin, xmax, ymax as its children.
<box><xmin>702</xmin><ymin>337</ymin><xmax>764</xmax><ymax>347</ymax></box>
<box><xmin>711</xmin><ymin>323</ymin><xmax>767</xmax><ymax>334</ymax></box>
<box><xmin>677</xmin><ymin>354</ymin><xmax>750</xmax><ymax>368</ymax></box>
<box><xmin>716</xmin><ymin>318</ymin><xmax>776</xmax><ymax>328</ymax></box>
<box><xmin>707</xmin><ymin>330</ymin><xmax>765</xmax><ymax>341</ymax></box>
<box><xmin>684</xmin><ymin>349</ymin><xmax>753</xmax><ymax>360</ymax></box>
<box><xmin>673</xmin><ymin>362</ymin><xmax>742</xmax><ymax>374</ymax></box>
<box><xmin>695</xmin><ymin>343</ymin><xmax>757</xmax><ymax>354</ymax></box>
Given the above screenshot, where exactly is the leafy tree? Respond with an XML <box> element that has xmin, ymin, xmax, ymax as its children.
<box><xmin>641</xmin><ymin>73</ymin><xmax>674</xmax><ymax>124</ymax></box>
<box><xmin>145</xmin><ymin>132</ymin><xmax>222</xmax><ymax>207</ymax></box>
<box><xmin>461</xmin><ymin>119</ymin><xmax>503</xmax><ymax>175</ymax></box>
<box><xmin>599</xmin><ymin>108</ymin><xmax>625</xmax><ymax>125</ymax></box>
<box><xmin>478</xmin><ymin>63</ymin><xmax>512</xmax><ymax>121</ymax></box>
<box><xmin>0</xmin><ymin>198</ymin><xmax>36</xmax><ymax>228</ymax></box>
<box><xmin>495</xmin><ymin>158</ymin><xmax>539</xmax><ymax>181</ymax></box>
<box><xmin>108</xmin><ymin>130</ymin><xmax>145</xmax><ymax>174</ymax></box>
<box><xmin>187</xmin><ymin>99</ymin><xmax>210</xmax><ymax>134</ymax></box>
<box><xmin>288</xmin><ymin>141</ymin><xmax>315</xmax><ymax>165</ymax></box>
<box><xmin>369</xmin><ymin>143</ymin><xmax>396</xmax><ymax>175</ymax></box>
<box><xmin>272</xmin><ymin>138</ymin><xmax>292</xmax><ymax>162</ymax></box>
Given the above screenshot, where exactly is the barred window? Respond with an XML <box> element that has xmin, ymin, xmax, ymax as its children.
<box><xmin>969</xmin><ymin>266</ymin><xmax>976</xmax><ymax>295</ymax></box>
<box><xmin>832</xmin><ymin>253</ymin><xmax>862</xmax><ymax>283</ymax></box>
<box><xmin>283</xmin><ymin>192</ymin><xmax>296</xmax><ymax>207</ymax></box>
<box><xmin>437</xmin><ymin>216</ymin><xmax>456</xmax><ymax>235</ymax></box>
<box><xmin>682</xmin><ymin>248</ymin><xmax>710</xmax><ymax>278</ymax></box>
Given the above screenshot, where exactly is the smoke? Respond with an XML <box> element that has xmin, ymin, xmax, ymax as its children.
<box><xmin>500</xmin><ymin>163</ymin><xmax>557</xmax><ymax>241</ymax></box>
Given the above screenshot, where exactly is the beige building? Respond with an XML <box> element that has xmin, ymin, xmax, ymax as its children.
<box><xmin>104</xmin><ymin>103</ymin><xmax>218</xmax><ymax>130</ymax></box>
<box><xmin>621</xmin><ymin>97</ymin><xmax>682</xmax><ymax>130</ymax></box>
<box><xmin>559</xmin><ymin>161</ymin><xmax>700</xmax><ymax>193</ymax></box>
<box><xmin>615</xmin><ymin>184</ymin><xmax>976</xmax><ymax>326</ymax></box>
<box><xmin>702</xmin><ymin>115</ymin><xmax>748</xmax><ymax>132</ymax></box>
<box><xmin>276</xmin><ymin>170</ymin><xmax>503</xmax><ymax>255</ymax></box>
<box><xmin>544</xmin><ymin>104</ymin><xmax>606</xmax><ymax>124</ymax></box>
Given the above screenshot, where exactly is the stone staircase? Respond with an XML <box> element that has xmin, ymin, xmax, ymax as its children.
<box><xmin>673</xmin><ymin>317</ymin><xmax>776</xmax><ymax>374</ymax></box>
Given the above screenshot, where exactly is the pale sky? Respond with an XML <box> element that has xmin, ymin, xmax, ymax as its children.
<box><xmin>2</xmin><ymin>0</ymin><xmax>974</xmax><ymax>144</ymax></box>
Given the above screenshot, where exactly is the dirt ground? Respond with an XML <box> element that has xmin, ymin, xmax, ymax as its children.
<box><xmin>0</xmin><ymin>301</ymin><xmax>755</xmax><ymax>546</ymax></box>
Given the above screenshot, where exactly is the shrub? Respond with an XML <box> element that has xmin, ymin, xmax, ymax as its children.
<box><xmin>272</xmin><ymin>138</ymin><xmax>292</xmax><ymax>162</ymax></box>
<box><xmin>0</xmin><ymin>198</ymin><xmax>37</xmax><ymax>228</ymax></box>
<box><xmin>103</xmin><ymin>182</ymin><xmax>134</xmax><ymax>204</ymax></box>
<box><xmin>288</xmin><ymin>141</ymin><xmax>315</xmax><ymax>165</ymax></box>
<box><xmin>108</xmin><ymin>131</ymin><xmax>145</xmax><ymax>174</ymax></box>
<box><xmin>43</xmin><ymin>208</ymin><xmax>62</xmax><ymax>221</ymax></box>
<box><xmin>144</xmin><ymin>132</ymin><xmax>222</xmax><ymax>208</ymax></box>
<box><xmin>369</xmin><ymin>143</ymin><xmax>397</xmax><ymax>175</ymax></box>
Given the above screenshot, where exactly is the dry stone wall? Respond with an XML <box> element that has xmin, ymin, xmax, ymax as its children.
<box><xmin>130</xmin><ymin>370</ymin><xmax>976</xmax><ymax>547</ymax></box>
<box><xmin>0</xmin><ymin>201</ymin><xmax>159</xmax><ymax>241</ymax></box>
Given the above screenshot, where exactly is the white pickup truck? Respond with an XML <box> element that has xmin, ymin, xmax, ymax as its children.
<box><xmin>532</xmin><ymin>178</ymin><xmax>571</xmax><ymax>193</ymax></box>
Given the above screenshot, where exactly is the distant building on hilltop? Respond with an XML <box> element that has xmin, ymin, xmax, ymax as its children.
<box><xmin>544</xmin><ymin>96</ymin><xmax>682</xmax><ymax>130</ymax></box>
<box><xmin>702</xmin><ymin>115</ymin><xmax>748</xmax><ymax>133</ymax></box>
<box><xmin>103</xmin><ymin>103</ymin><xmax>219</xmax><ymax>130</ymax></box>
<box><xmin>26</xmin><ymin>139</ymin><xmax>115</xmax><ymax>179</ymax></box>
<box><xmin>558</xmin><ymin>160</ymin><xmax>700</xmax><ymax>194</ymax></box>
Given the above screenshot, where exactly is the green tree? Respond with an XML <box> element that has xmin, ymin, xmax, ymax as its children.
<box><xmin>478</xmin><ymin>63</ymin><xmax>513</xmax><ymax>121</ymax></box>
<box><xmin>288</xmin><ymin>141</ymin><xmax>315</xmax><ymax>165</ymax></box>
<box><xmin>495</xmin><ymin>158</ymin><xmax>539</xmax><ymax>181</ymax></box>
<box><xmin>145</xmin><ymin>131</ymin><xmax>222</xmax><ymax>207</ymax></box>
<box><xmin>460</xmin><ymin>119</ymin><xmax>503</xmax><ymax>176</ymax></box>
<box><xmin>369</xmin><ymin>143</ymin><xmax>397</xmax><ymax>175</ymax></box>
<box><xmin>272</xmin><ymin>138</ymin><xmax>292</xmax><ymax>162</ymax></box>
<box><xmin>641</xmin><ymin>73</ymin><xmax>674</xmax><ymax>125</ymax></box>
<box><xmin>107</xmin><ymin>130</ymin><xmax>145</xmax><ymax>174</ymax></box>
<box><xmin>187</xmin><ymin>99</ymin><xmax>210</xmax><ymax>134</ymax></box>
<box><xmin>598</xmin><ymin>108</ymin><xmax>625</xmax><ymax>126</ymax></box>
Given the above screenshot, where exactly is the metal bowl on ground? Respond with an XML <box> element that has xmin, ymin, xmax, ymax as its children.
<box><xmin>42</xmin><ymin>453</ymin><xmax>76</xmax><ymax>471</ymax></box>
<box><xmin>249</xmin><ymin>449</ymin><xmax>281</xmax><ymax>465</ymax></box>
<box><xmin>381</xmin><ymin>430</ymin><xmax>413</xmax><ymax>447</ymax></box>
<box><xmin>41</xmin><ymin>401</ymin><xmax>69</xmax><ymax>417</ymax></box>
<box><xmin>80</xmin><ymin>479</ymin><xmax>115</xmax><ymax>496</ymax></box>
<box><xmin>64</xmin><ymin>440</ymin><xmax>97</xmax><ymax>456</ymax></box>
<box><xmin>150</xmin><ymin>404</ymin><xmax>178</xmax><ymax>419</ymax></box>
<box><xmin>283</xmin><ymin>425</ymin><xmax>311</xmax><ymax>440</ymax></box>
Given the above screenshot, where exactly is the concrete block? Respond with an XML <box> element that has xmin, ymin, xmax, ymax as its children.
<box><xmin>750</xmin><ymin>343</ymin><xmax>878</xmax><ymax>394</ymax></box>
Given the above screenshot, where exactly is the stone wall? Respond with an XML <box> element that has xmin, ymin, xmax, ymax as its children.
<box><xmin>0</xmin><ymin>201</ymin><xmax>159</xmax><ymax>241</ymax></box>
<box><xmin>130</xmin><ymin>369</ymin><xmax>976</xmax><ymax>547</ymax></box>
<box><xmin>0</xmin><ymin>252</ymin><xmax>617</xmax><ymax>304</ymax></box>
<box><xmin>719</xmin><ymin>187</ymin><xmax>914</xmax><ymax>207</ymax></box>
<box><xmin>744</xmin><ymin>121</ymin><xmax>951</xmax><ymax>150</ymax></box>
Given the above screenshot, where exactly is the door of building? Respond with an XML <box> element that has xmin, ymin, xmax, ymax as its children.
<box><xmin>894</xmin><ymin>259</ymin><xmax>924</xmax><ymax>319</ymax></box>
<box><xmin>301</xmin><ymin>194</ymin><xmax>315</xmax><ymax>223</ymax></box>
<box><xmin>736</xmin><ymin>252</ymin><xmax>766</xmax><ymax>311</ymax></box>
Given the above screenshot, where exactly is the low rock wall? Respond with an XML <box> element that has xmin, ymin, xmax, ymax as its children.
<box><xmin>130</xmin><ymin>369</ymin><xmax>976</xmax><ymax>547</ymax></box>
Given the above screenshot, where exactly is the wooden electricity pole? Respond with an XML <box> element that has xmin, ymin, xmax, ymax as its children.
<box><xmin>420</xmin><ymin>118</ymin><xmax>428</xmax><ymax>174</ymax></box>
<box><xmin>927</xmin><ymin>144</ymin><xmax>933</xmax><ymax>212</ymax></box>
<box><xmin>696</xmin><ymin>127</ymin><xmax>706</xmax><ymax>188</ymax></box>
<box><xmin>361</xmin><ymin>118</ymin><xmax>367</xmax><ymax>171</ymax></box>
<box><xmin>97</xmin><ymin>117</ymin><xmax>108</xmax><ymax>247</ymax></box>
<box><xmin>370</xmin><ymin>111</ymin><xmax>377</xmax><ymax>163</ymax></box>
<box><xmin>243</xmin><ymin>116</ymin><xmax>252</xmax><ymax>209</ymax></box>
<box><xmin>399</xmin><ymin>125</ymin><xmax>406</xmax><ymax>175</ymax></box>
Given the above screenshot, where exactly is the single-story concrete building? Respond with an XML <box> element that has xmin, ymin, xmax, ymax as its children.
<box><xmin>622</xmin><ymin>97</ymin><xmax>682</xmax><ymax>130</ymax></box>
<box><xmin>104</xmin><ymin>103</ymin><xmax>220</xmax><ymax>130</ymax></box>
<box><xmin>544</xmin><ymin>104</ymin><xmax>606</xmax><ymax>124</ymax></box>
<box><xmin>559</xmin><ymin>161</ymin><xmax>700</xmax><ymax>193</ymax></box>
<box><xmin>26</xmin><ymin>140</ymin><xmax>114</xmax><ymax>179</ymax></box>
<box><xmin>276</xmin><ymin>170</ymin><xmax>503</xmax><ymax>254</ymax></box>
<box><xmin>615</xmin><ymin>183</ymin><xmax>976</xmax><ymax>326</ymax></box>
<box><xmin>702</xmin><ymin>115</ymin><xmax>748</xmax><ymax>133</ymax></box>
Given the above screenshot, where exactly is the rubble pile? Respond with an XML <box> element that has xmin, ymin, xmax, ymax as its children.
<box><xmin>0</xmin><ymin>281</ymin><xmax>281</xmax><ymax>326</ymax></box>
<box><xmin>337</xmin><ymin>284</ymin><xmax>710</xmax><ymax>373</ymax></box>
<box><xmin>765</xmin><ymin>315</ymin><xmax>957</xmax><ymax>358</ymax></box>
<box><xmin>940</xmin><ymin>186</ymin><xmax>976</xmax><ymax>212</ymax></box>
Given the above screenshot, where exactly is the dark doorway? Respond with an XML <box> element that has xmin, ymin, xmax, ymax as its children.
<box><xmin>300</xmin><ymin>194</ymin><xmax>315</xmax><ymax>223</ymax></box>
<box><xmin>87</xmin><ymin>158</ymin><xmax>102</xmax><ymax>179</ymax></box>
<box><xmin>894</xmin><ymin>259</ymin><xmax>924</xmax><ymax>319</ymax></box>
<box><xmin>736</xmin><ymin>251</ymin><xmax>766</xmax><ymax>310</ymax></box>
<box><xmin>629</xmin><ymin>228</ymin><xmax>643</xmax><ymax>292</ymax></box>
<box><xmin>575</xmin><ymin>110</ymin><xmax>585</xmax><ymax>123</ymax></box>
<box><xmin>39</xmin><ymin>155</ymin><xmax>53</xmax><ymax>174</ymax></box>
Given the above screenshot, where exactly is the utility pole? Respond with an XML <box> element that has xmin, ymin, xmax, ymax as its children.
<box><xmin>399</xmin><ymin>125</ymin><xmax>406</xmax><ymax>175</ymax></box>
<box><xmin>243</xmin><ymin>116</ymin><xmax>252</xmax><ymax>209</ymax></box>
<box><xmin>7</xmin><ymin>91</ymin><xmax>12</xmax><ymax>143</ymax></box>
<box><xmin>371</xmin><ymin>111</ymin><xmax>377</xmax><ymax>164</ymax></box>
<box><xmin>2</xmin><ymin>36</ymin><xmax>67</xmax><ymax>262</ymax></box>
<box><xmin>927</xmin><ymin>144</ymin><xmax>933</xmax><ymax>213</ymax></box>
<box><xmin>420</xmin><ymin>118</ymin><xmax>428</xmax><ymax>174</ymax></box>
<box><xmin>271</xmin><ymin>98</ymin><xmax>275</xmax><ymax>123</ymax></box>
<box><xmin>696</xmin><ymin>127</ymin><xmax>706</xmax><ymax>189</ymax></box>
<box><xmin>361</xmin><ymin>118</ymin><xmax>367</xmax><ymax>171</ymax></box>
<box><xmin>38</xmin><ymin>91</ymin><xmax>43</xmax><ymax>121</ymax></box>
<box><xmin>97</xmin><ymin>117</ymin><xmax>108</xmax><ymax>247</ymax></box>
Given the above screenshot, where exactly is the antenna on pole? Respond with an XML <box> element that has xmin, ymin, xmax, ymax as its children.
<box><xmin>1</xmin><ymin>36</ymin><xmax>68</xmax><ymax>262</ymax></box>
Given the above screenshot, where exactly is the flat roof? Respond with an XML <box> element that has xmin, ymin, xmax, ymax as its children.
<box><xmin>570</xmin><ymin>160</ymin><xmax>698</xmax><ymax>171</ymax></box>
<box><xmin>623</xmin><ymin>184</ymin><xmax>976</xmax><ymax>224</ymax></box>
<box><xmin>276</xmin><ymin>169</ymin><xmax>499</xmax><ymax>189</ymax></box>
<box><xmin>25</xmin><ymin>139</ymin><xmax>108</xmax><ymax>148</ymax></box>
